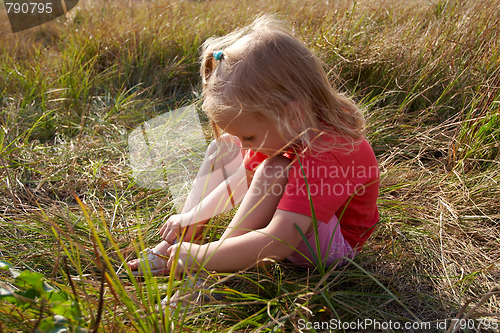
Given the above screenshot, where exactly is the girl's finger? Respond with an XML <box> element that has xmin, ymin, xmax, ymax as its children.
<box><xmin>174</xmin><ymin>258</ymin><xmax>185</xmax><ymax>278</ymax></box>
<box><xmin>166</xmin><ymin>253</ymin><xmax>173</xmax><ymax>271</ymax></box>
<box><xmin>161</xmin><ymin>228</ymin><xmax>169</xmax><ymax>241</ymax></box>
<box><xmin>159</xmin><ymin>218</ymin><xmax>170</xmax><ymax>235</ymax></box>
<box><xmin>165</xmin><ymin>228</ymin><xmax>178</xmax><ymax>244</ymax></box>
<box><xmin>160</xmin><ymin>222</ymin><xmax>172</xmax><ymax>239</ymax></box>
<box><xmin>162</xmin><ymin>229</ymin><xmax>170</xmax><ymax>242</ymax></box>
<box><xmin>165</xmin><ymin>244</ymin><xmax>174</xmax><ymax>258</ymax></box>
<box><xmin>165</xmin><ymin>245</ymin><xmax>176</xmax><ymax>269</ymax></box>
<box><xmin>166</xmin><ymin>245</ymin><xmax>184</xmax><ymax>277</ymax></box>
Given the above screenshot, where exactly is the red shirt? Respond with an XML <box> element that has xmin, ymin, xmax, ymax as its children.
<box><xmin>243</xmin><ymin>137</ymin><xmax>379</xmax><ymax>249</ymax></box>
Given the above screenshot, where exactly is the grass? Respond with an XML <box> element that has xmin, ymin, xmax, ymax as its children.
<box><xmin>0</xmin><ymin>0</ymin><xmax>499</xmax><ymax>331</ymax></box>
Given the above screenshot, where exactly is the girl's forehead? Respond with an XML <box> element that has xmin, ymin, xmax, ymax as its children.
<box><xmin>216</xmin><ymin>113</ymin><xmax>251</xmax><ymax>130</ymax></box>
<box><xmin>217</xmin><ymin>113</ymin><xmax>267</xmax><ymax>132</ymax></box>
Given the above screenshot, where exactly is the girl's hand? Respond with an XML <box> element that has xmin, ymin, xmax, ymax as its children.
<box><xmin>160</xmin><ymin>212</ymin><xmax>207</xmax><ymax>244</ymax></box>
<box><xmin>166</xmin><ymin>242</ymin><xmax>201</xmax><ymax>277</ymax></box>
<box><xmin>159</xmin><ymin>214</ymin><xmax>182</xmax><ymax>244</ymax></box>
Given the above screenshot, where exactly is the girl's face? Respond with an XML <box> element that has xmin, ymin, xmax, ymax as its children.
<box><xmin>216</xmin><ymin>113</ymin><xmax>288</xmax><ymax>155</ymax></box>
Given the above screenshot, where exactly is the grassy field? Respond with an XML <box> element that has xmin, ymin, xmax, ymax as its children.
<box><xmin>0</xmin><ymin>0</ymin><xmax>499</xmax><ymax>331</ymax></box>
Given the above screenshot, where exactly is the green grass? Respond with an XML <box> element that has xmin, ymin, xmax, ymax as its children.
<box><xmin>1</xmin><ymin>0</ymin><xmax>499</xmax><ymax>331</ymax></box>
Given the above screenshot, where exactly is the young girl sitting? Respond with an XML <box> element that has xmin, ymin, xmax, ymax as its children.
<box><xmin>127</xmin><ymin>16</ymin><xmax>379</xmax><ymax>275</ymax></box>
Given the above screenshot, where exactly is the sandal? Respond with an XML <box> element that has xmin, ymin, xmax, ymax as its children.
<box><xmin>129</xmin><ymin>248</ymin><xmax>170</xmax><ymax>276</ymax></box>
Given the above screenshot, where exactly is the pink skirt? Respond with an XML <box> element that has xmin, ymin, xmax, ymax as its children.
<box><xmin>286</xmin><ymin>215</ymin><xmax>357</xmax><ymax>269</ymax></box>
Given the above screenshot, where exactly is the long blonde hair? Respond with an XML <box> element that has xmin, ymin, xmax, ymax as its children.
<box><xmin>200</xmin><ymin>15</ymin><xmax>365</xmax><ymax>153</ymax></box>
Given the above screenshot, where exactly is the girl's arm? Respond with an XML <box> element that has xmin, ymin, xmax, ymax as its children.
<box><xmin>185</xmin><ymin>210</ymin><xmax>312</xmax><ymax>272</ymax></box>
<box><xmin>161</xmin><ymin>164</ymin><xmax>248</xmax><ymax>243</ymax></box>
<box><xmin>167</xmin><ymin>156</ymin><xmax>313</xmax><ymax>272</ymax></box>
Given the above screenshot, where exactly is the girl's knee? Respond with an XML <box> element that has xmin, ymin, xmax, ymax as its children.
<box><xmin>219</xmin><ymin>133</ymin><xmax>235</xmax><ymax>142</ymax></box>
<box><xmin>208</xmin><ymin>134</ymin><xmax>241</xmax><ymax>154</ymax></box>
<box><xmin>207</xmin><ymin>139</ymin><xmax>219</xmax><ymax>155</ymax></box>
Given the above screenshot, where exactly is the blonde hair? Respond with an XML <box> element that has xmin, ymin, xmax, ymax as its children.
<box><xmin>201</xmin><ymin>16</ymin><xmax>365</xmax><ymax>153</ymax></box>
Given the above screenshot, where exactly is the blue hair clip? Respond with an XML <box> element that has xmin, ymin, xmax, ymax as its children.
<box><xmin>213</xmin><ymin>50</ymin><xmax>224</xmax><ymax>61</ymax></box>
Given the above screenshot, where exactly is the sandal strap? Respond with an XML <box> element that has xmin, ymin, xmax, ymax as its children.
<box><xmin>141</xmin><ymin>248</ymin><xmax>168</xmax><ymax>270</ymax></box>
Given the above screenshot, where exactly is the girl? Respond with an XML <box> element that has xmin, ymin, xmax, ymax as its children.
<box><xmin>127</xmin><ymin>16</ymin><xmax>380</xmax><ymax>275</ymax></box>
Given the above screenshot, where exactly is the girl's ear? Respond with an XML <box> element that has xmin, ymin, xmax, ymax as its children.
<box><xmin>285</xmin><ymin>100</ymin><xmax>310</xmax><ymax>136</ymax></box>
<box><xmin>288</xmin><ymin>101</ymin><xmax>306</xmax><ymax>122</ymax></box>
<box><xmin>202</xmin><ymin>55</ymin><xmax>217</xmax><ymax>86</ymax></box>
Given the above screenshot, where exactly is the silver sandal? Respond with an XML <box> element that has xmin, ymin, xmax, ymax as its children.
<box><xmin>130</xmin><ymin>248</ymin><xmax>170</xmax><ymax>276</ymax></box>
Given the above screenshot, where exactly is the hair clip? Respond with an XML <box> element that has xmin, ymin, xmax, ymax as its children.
<box><xmin>203</xmin><ymin>51</ymin><xmax>224</xmax><ymax>85</ymax></box>
<box><xmin>213</xmin><ymin>51</ymin><xmax>224</xmax><ymax>61</ymax></box>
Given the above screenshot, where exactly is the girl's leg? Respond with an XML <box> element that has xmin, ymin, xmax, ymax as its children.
<box><xmin>181</xmin><ymin>133</ymin><xmax>244</xmax><ymax>214</ymax></box>
<box><xmin>178</xmin><ymin>133</ymin><xmax>247</xmax><ymax>242</ymax></box>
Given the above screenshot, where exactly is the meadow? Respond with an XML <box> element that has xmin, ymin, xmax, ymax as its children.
<box><xmin>0</xmin><ymin>0</ymin><xmax>499</xmax><ymax>331</ymax></box>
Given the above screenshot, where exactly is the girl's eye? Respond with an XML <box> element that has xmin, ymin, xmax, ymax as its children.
<box><xmin>242</xmin><ymin>136</ymin><xmax>254</xmax><ymax>141</ymax></box>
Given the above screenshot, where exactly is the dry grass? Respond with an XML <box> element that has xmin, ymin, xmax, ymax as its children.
<box><xmin>0</xmin><ymin>0</ymin><xmax>499</xmax><ymax>331</ymax></box>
